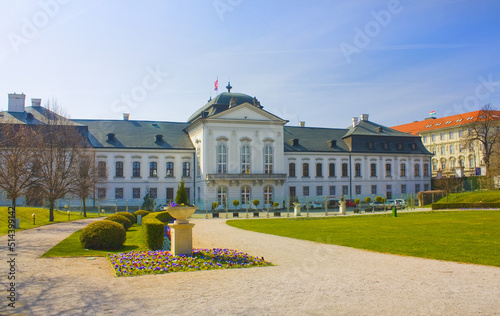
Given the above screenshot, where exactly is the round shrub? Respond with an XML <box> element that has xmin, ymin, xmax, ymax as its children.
<box><xmin>134</xmin><ymin>210</ymin><xmax>150</xmax><ymax>218</ymax></box>
<box><xmin>116</xmin><ymin>211</ymin><xmax>136</xmax><ymax>224</ymax></box>
<box><xmin>105</xmin><ymin>214</ymin><xmax>132</xmax><ymax>230</ymax></box>
<box><xmin>80</xmin><ymin>220</ymin><xmax>126</xmax><ymax>250</ymax></box>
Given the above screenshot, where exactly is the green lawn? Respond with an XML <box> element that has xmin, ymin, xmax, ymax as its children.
<box><xmin>227</xmin><ymin>211</ymin><xmax>500</xmax><ymax>267</ymax></box>
<box><xmin>0</xmin><ymin>206</ymin><xmax>100</xmax><ymax>236</ymax></box>
<box><xmin>435</xmin><ymin>190</ymin><xmax>500</xmax><ymax>204</ymax></box>
<box><xmin>42</xmin><ymin>224</ymin><xmax>147</xmax><ymax>257</ymax></box>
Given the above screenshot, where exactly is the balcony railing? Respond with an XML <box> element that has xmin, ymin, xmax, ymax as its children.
<box><xmin>206</xmin><ymin>173</ymin><xmax>287</xmax><ymax>181</ymax></box>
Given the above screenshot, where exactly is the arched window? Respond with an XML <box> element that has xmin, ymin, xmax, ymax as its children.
<box><xmin>241</xmin><ymin>186</ymin><xmax>251</xmax><ymax>205</ymax></box>
<box><xmin>469</xmin><ymin>155</ymin><xmax>475</xmax><ymax>168</ymax></box>
<box><xmin>264</xmin><ymin>145</ymin><xmax>273</xmax><ymax>174</ymax></box>
<box><xmin>217</xmin><ymin>186</ymin><xmax>227</xmax><ymax>206</ymax></box>
<box><xmin>217</xmin><ymin>144</ymin><xmax>227</xmax><ymax>174</ymax></box>
<box><xmin>264</xmin><ymin>186</ymin><xmax>273</xmax><ymax>205</ymax></box>
<box><xmin>241</xmin><ymin>144</ymin><xmax>251</xmax><ymax>174</ymax></box>
<box><xmin>441</xmin><ymin>159</ymin><xmax>447</xmax><ymax>170</ymax></box>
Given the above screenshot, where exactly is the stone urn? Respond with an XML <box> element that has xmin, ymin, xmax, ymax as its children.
<box><xmin>166</xmin><ymin>206</ymin><xmax>197</xmax><ymax>224</ymax></box>
<box><xmin>293</xmin><ymin>202</ymin><xmax>302</xmax><ymax>216</ymax></box>
<box><xmin>339</xmin><ymin>201</ymin><xmax>346</xmax><ymax>215</ymax></box>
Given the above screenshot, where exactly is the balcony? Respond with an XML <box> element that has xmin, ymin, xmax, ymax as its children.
<box><xmin>206</xmin><ymin>173</ymin><xmax>287</xmax><ymax>186</ymax></box>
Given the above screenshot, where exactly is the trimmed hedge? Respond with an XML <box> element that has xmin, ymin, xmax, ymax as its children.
<box><xmin>105</xmin><ymin>214</ymin><xmax>132</xmax><ymax>230</ymax></box>
<box><xmin>142</xmin><ymin>211</ymin><xmax>174</xmax><ymax>250</ymax></box>
<box><xmin>116</xmin><ymin>211</ymin><xmax>136</xmax><ymax>224</ymax></box>
<box><xmin>80</xmin><ymin>220</ymin><xmax>126</xmax><ymax>250</ymax></box>
<box><xmin>134</xmin><ymin>210</ymin><xmax>150</xmax><ymax>218</ymax></box>
<box><xmin>431</xmin><ymin>202</ymin><xmax>500</xmax><ymax>210</ymax></box>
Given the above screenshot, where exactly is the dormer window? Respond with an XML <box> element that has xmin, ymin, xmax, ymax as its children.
<box><xmin>107</xmin><ymin>133</ymin><xmax>115</xmax><ymax>142</ymax></box>
<box><xmin>368</xmin><ymin>141</ymin><xmax>374</xmax><ymax>149</ymax></box>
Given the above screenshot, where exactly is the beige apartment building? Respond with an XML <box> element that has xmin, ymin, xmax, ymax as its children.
<box><xmin>392</xmin><ymin>110</ymin><xmax>500</xmax><ymax>178</ymax></box>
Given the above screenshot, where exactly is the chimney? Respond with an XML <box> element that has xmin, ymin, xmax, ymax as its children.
<box><xmin>360</xmin><ymin>114</ymin><xmax>369</xmax><ymax>121</ymax></box>
<box><xmin>31</xmin><ymin>98</ymin><xmax>41</xmax><ymax>107</ymax></box>
<box><xmin>123</xmin><ymin>113</ymin><xmax>130</xmax><ymax>121</ymax></box>
<box><xmin>299</xmin><ymin>121</ymin><xmax>305</xmax><ymax>127</ymax></box>
<box><xmin>352</xmin><ymin>117</ymin><xmax>358</xmax><ymax>127</ymax></box>
<box><xmin>8</xmin><ymin>93</ymin><xmax>26</xmax><ymax>112</ymax></box>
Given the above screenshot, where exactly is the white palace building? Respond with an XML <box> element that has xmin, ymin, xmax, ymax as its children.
<box><xmin>1</xmin><ymin>88</ymin><xmax>432</xmax><ymax>209</ymax></box>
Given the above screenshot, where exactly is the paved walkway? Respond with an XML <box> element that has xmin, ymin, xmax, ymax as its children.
<box><xmin>1</xmin><ymin>216</ymin><xmax>499</xmax><ymax>315</ymax></box>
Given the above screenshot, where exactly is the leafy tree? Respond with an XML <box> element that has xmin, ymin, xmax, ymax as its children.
<box><xmin>142</xmin><ymin>192</ymin><xmax>155</xmax><ymax>211</ymax></box>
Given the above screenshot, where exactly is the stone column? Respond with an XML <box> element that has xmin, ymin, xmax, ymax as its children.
<box><xmin>168</xmin><ymin>221</ymin><xmax>195</xmax><ymax>256</ymax></box>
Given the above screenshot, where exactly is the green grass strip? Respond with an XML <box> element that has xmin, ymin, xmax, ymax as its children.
<box><xmin>227</xmin><ymin>211</ymin><xmax>500</xmax><ymax>267</ymax></box>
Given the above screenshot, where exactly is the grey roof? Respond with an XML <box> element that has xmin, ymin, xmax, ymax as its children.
<box><xmin>73</xmin><ymin>119</ymin><xmax>194</xmax><ymax>150</ymax></box>
<box><xmin>188</xmin><ymin>92</ymin><xmax>257</xmax><ymax>122</ymax></box>
<box><xmin>343</xmin><ymin>120</ymin><xmax>415</xmax><ymax>138</ymax></box>
<box><xmin>284</xmin><ymin>126</ymin><xmax>350</xmax><ymax>152</ymax></box>
<box><xmin>0</xmin><ymin>106</ymin><xmax>81</xmax><ymax>126</ymax></box>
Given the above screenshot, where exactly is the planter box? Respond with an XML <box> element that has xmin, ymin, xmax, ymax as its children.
<box><xmin>273</xmin><ymin>211</ymin><xmax>281</xmax><ymax>217</ymax></box>
<box><xmin>253</xmin><ymin>211</ymin><xmax>259</xmax><ymax>217</ymax></box>
<box><xmin>233</xmin><ymin>212</ymin><xmax>239</xmax><ymax>218</ymax></box>
<box><xmin>213</xmin><ymin>212</ymin><xmax>219</xmax><ymax>218</ymax></box>
<box><xmin>353</xmin><ymin>209</ymin><xmax>360</xmax><ymax>214</ymax></box>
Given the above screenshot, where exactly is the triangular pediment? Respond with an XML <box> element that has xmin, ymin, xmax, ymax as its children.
<box><xmin>209</xmin><ymin>102</ymin><xmax>287</xmax><ymax>123</ymax></box>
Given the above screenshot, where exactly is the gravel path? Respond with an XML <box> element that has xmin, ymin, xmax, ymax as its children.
<box><xmin>1</xmin><ymin>217</ymin><xmax>499</xmax><ymax>315</ymax></box>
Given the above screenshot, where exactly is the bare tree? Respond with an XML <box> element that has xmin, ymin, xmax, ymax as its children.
<box><xmin>72</xmin><ymin>149</ymin><xmax>100</xmax><ymax>217</ymax></box>
<box><xmin>35</xmin><ymin>101</ymin><xmax>89</xmax><ymax>221</ymax></box>
<box><xmin>433</xmin><ymin>177</ymin><xmax>463</xmax><ymax>202</ymax></box>
<box><xmin>0</xmin><ymin>124</ymin><xmax>40</xmax><ymax>219</ymax></box>
<box><xmin>464</xmin><ymin>104</ymin><xmax>500</xmax><ymax>178</ymax></box>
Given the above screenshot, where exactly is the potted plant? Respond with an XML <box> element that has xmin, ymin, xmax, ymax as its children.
<box><xmin>353</xmin><ymin>198</ymin><xmax>360</xmax><ymax>214</ymax></box>
<box><xmin>212</xmin><ymin>202</ymin><xmax>219</xmax><ymax>218</ymax></box>
<box><xmin>166</xmin><ymin>179</ymin><xmax>197</xmax><ymax>223</ymax></box>
<box><xmin>364</xmin><ymin>197</ymin><xmax>373</xmax><ymax>213</ymax></box>
<box><xmin>273</xmin><ymin>201</ymin><xmax>280</xmax><ymax>217</ymax></box>
<box><xmin>252</xmin><ymin>199</ymin><xmax>260</xmax><ymax>217</ymax></box>
<box><xmin>232</xmin><ymin>199</ymin><xmax>240</xmax><ymax>217</ymax></box>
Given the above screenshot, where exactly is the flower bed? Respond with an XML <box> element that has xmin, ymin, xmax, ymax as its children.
<box><xmin>107</xmin><ymin>248</ymin><xmax>273</xmax><ymax>277</ymax></box>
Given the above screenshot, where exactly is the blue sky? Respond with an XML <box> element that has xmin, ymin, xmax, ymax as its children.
<box><xmin>1</xmin><ymin>0</ymin><xmax>500</xmax><ymax>128</ymax></box>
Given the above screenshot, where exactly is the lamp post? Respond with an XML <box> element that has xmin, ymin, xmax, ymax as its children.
<box><xmin>67</xmin><ymin>210</ymin><xmax>71</xmax><ymax>221</ymax></box>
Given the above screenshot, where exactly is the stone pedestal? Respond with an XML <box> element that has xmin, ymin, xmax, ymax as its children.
<box><xmin>168</xmin><ymin>220</ymin><xmax>195</xmax><ymax>256</ymax></box>
<box><xmin>293</xmin><ymin>203</ymin><xmax>301</xmax><ymax>216</ymax></box>
<box><xmin>339</xmin><ymin>201</ymin><xmax>346</xmax><ymax>215</ymax></box>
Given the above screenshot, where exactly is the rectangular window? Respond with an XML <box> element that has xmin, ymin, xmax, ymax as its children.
<box><xmin>329</xmin><ymin>163</ymin><xmax>335</xmax><ymax>177</ymax></box>
<box><xmin>423</xmin><ymin>136</ymin><xmax>427</xmax><ymax>143</ymax></box>
<box><xmin>415</xmin><ymin>184</ymin><xmax>421</xmax><ymax>193</ymax></box>
<box><xmin>385</xmin><ymin>163</ymin><xmax>391</xmax><ymax>177</ymax></box>
<box><xmin>424</xmin><ymin>163</ymin><xmax>429</xmax><ymax>176</ymax></box>
<box><xmin>115</xmin><ymin>188</ymin><xmax>124</xmax><ymax>199</ymax></box>
<box><xmin>414</xmin><ymin>164</ymin><xmax>420</xmax><ymax>177</ymax></box>
<box><xmin>371</xmin><ymin>185</ymin><xmax>377</xmax><ymax>194</ymax></box>
<box><xmin>441</xmin><ymin>146</ymin><xmax>445</xmax><ymax>155</ymax></box>
<box><xmin>264</xmin><ymin>145</ymin><xmax>273</xmax><ymax>174</ymax></box>
<box><xmin>458</xmin><ymin>130</ymin><xmax>463</xmax><ymax>137</ymax></box>
<box><xmin>370</xmin><ymin>163</ymin><xmax>376</xmax><ymax>177</ymax></box>
<box><xmin>133</xmin><ymin>161</ymin><xmax>141</xmax><ymax>177</ymax></box>
<box><xmin>329</xmin><ymin>186</ymin><xmax>335</xmax><ymax>196</ymax></box>
<box><xmin>133</xmin><ymin>188</ymin><xmax>141</xmax><ymax>199</ymax></box>
<box><xmin>166</xmin><ymin>188</ymin><xmax>174</xmax><ymax>202</ymax></box>
<box><xmin>400</xmin><ymin>163</ymin><xmax>406</xmax><ymax>177</ymax></box>
<box><xmin>115</xmin><ymin>161</ymin><xmax>123</xmax><ymax>178</ymax></box>
<box><xmin>166</xmin><ymin>162</ymin><xmax>174</xmax><ymax>177</ymax></box>
<box><xmin>289</xmin><ymin>163</ymin><xmax>295</xmax><ymax>177</ymax></box>
<box><xmin>424</xmin><ymin>183</ymin><xmax>430</xmax><ymax>191</ymax></box>
<box><xmin>97</xmin><ymin>188</ymin><xmax>106</xmax><ymax>199</ymax></box>
<box><xmin>316</xmin><ymin>186</ymin><xmax>323</xmax><ymax>196</ymax></box>
<box><xmin>440</xmin><ymin>133</ymin><xmax>444</xmax><ymax>140</ymax></box>
<box><xmin>241</xmin><ymin>145</ymin><xmax>251</xmax><ymax>174</ymax></box>
<box><xmin>316</xmin><ymin>163</ymin><xmax>322</xmax><ymax>177</ymax></box>
<box><xmin>183</xmin><ymin>162</ymin><xmax>190</xmax><ymax>177</ymax></box>
<box><xmin>149</xmin><ymin>162</ymin><xmax>158</xmax><ymax>177</ymax></box>
<box><xmin>341</xmin><ymin>163</ymin><xmax>348</xmax><ymax>177</ymax></box>
<box><xmin>355</xmin><ymin>163</ymin><xmax>361</xmax><ymax>177</ymax></box>
<box><xmin>431</xmin><ymin>134</ymin><xmax>436</xmax><ymax>142</ymax></box>
<box><xmin>450</xmin><ymin>145</ymin><xmax>454</xmax><ymax>154</ymax></box>
<box><xmin>98</xmin><ymin>161</ymin><xmax>106</xmax><ymax>178</ymax></box>
<box><xmin>368</xmin><ymin>141</ymin><xmax>374</xmax><ymax>149</ymax></box>
<box><xmin>401</xmin><ymin>184</ymin><xmax>406</xmax><ymax>194</ymax></box>
<box><xmin>355</xmin><ymin>185</ymin><xmax>361</xmax><ymax>195</ymax></box>
<box><xmin>289</xmin><ymin>186</ymin><xmax>296</xmax><ymax>199</ymax></box>
<box><xmin>302</xmin><ymin>163</ymin><xmax>309</xmax><ymax>177</ymax></box>
<box><xmin>303</xmin><ymin>186</ymin><xmax>309</xmax><ymax>196</ymax></box>
<box><xmin>149</xmin><ymin>188</ymin><xmax>157</xmax><ymax>199</ymax></box>
<box><xmin>342</xmin><ymin>185</ymin><xmax>348</xmax><ymax>195</ymax></box>
<box><xmin>449</xmin><ymin>131</ymin><xmax>454</xmax><ymax>139</ymax></box>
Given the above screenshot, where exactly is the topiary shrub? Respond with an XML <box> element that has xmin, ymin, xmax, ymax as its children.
<box><xmin>116</xmin><ymin>211</ymin><xmax>136</xmax><ymax>224</ymax></box>
<box><xmin>80</xmin><ymin>220</ymin><xmax>126</xmax><ymax>250</ymax></box>
<box><xmin>375</xmin><ymin>196</ymin><xmax>383</xmax><ymax>202</ymax></box>
<box><xmin>364</xmin><ymin>197</ymin><xmax>372</xmax><ymax>203</ymax></box>
<box><xmin>154</xmin><ymin>211</ymin><xmax>175</xmax><ymax>223</ymax></box>
<box><xmin>175</xmin><ymin>178</ymin><xmax>189</xmax><ymax>205</ymax></box>
<box><xmin>354</xmin><ymin>198</ymin><xmax>360</xmax><ymax>205</ymax></box>
<box><xmin>134</xmin><ymin>209</ymin><xmax>150</xmax><ymax>218</ymax></box>
<box><xmin>142</xmin><ymin>211</ymin><xmax>174</xmax><ymax>250</ymax></box>
<box><xmin>105</xmin><ymin>214</ymin><xmax>132</xmax><ymax>230</ymax></box>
